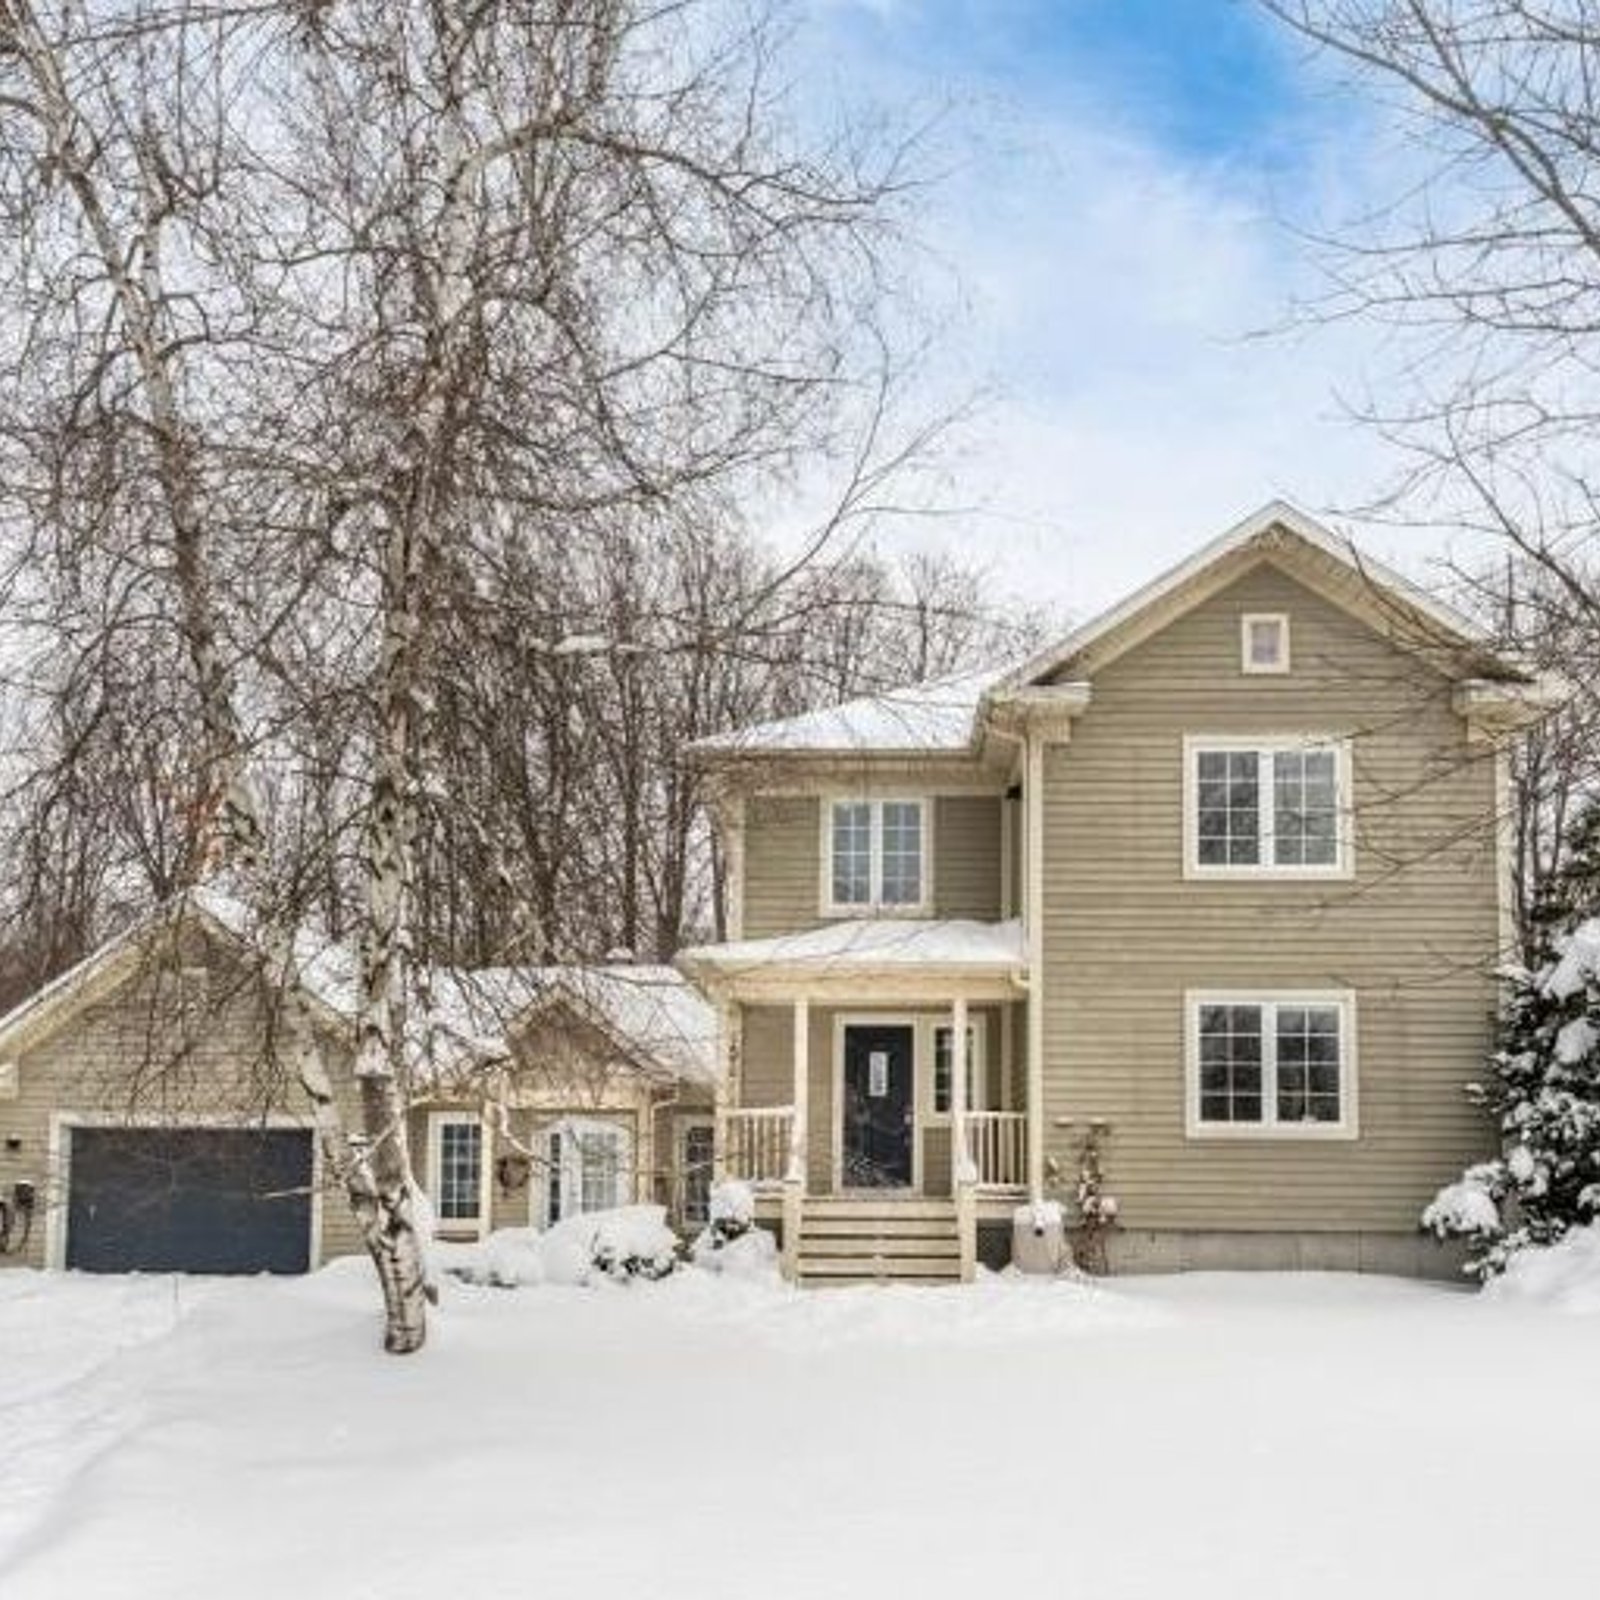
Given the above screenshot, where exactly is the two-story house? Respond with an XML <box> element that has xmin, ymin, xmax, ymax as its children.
<box><xmin>677</xmin><ymin>502</ymin><xmax>1556</xmax><ymax>1285</ymax></box>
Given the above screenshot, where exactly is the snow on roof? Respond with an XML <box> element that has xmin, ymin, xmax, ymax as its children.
<box><xmin>418</xmin><ymin>964</ymin><xmax>719</xmax><ymax>1086</ymax></box>
<box><xmin>690</xmin><ymin>667</ymin><xmax>1006</xmax><ymax>757</ymax></box>
<box><xmin>1002</xmin><ymin>499</ymin><xmax>1499</xmax><ymax>692</ymax></box>
<box><xmin>0</xmin><ymin>885</ymin><xmax>717</xmax><ymax>1088</ymax></box>
<box><xmin>679</xmin><ymin>917</ymin><xmax>1026</xmax><ymax>975</ymax></box>
<box><xmin>694</xmin><ymin>504</ymin><xmax>1526</xmax><ymax>763</ymax></box>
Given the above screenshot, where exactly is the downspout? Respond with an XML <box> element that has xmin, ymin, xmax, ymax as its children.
<box><xmin>1025</xmin><ymin>728</ymin><xmax>1046</xmax><ymax>1204</ymax></box>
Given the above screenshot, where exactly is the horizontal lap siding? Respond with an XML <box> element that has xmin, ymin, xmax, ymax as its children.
<box><xmin>0</xmin><ymin>924</ymin><xmax>366</xmax><ymax>1269</ymax></box>
<box><xmin>934</xmin><ymin>796</ymin><xmax>1004</xmax><ymax>921</ymax></box>
<box><xmin>740</xmin><ymin>1003</ymin><xmax>1006</xmax><ymax>1196</ymax></box>
<box><xmin>1041</xmin><ymin>562</ymin><xmax>1499</xmax><ymax>1233</ymax></box>
<box><xmin>741</xmin><ymin>795</ymin><xmax>1004</xmax><ymax>937</ymax></box>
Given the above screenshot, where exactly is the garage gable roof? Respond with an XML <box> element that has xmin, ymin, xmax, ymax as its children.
<box><xmin>0</xmin><ymin>889</ymin><xmax>351</xmax><ymax>1064</ymax></box>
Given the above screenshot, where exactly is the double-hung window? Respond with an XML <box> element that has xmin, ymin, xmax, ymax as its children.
<box><xmin>430</xmin><ymin>1113</ymin><xmax>486</xmax><ymax>1235</ymax></box>
<box><xmin>1186</xmin><ymin>992</ymin><xmax>1356</xmax><ymax>1138</ymax></box>
<box><xmin>825</xmin><ymin>798</ymin><xmax>929</xmax><ymax>914</ymax></box>
<box><xmin>1186</xmin><ymin>737</ymin><xmax>1350</xmax><ymax>877</ymax></box>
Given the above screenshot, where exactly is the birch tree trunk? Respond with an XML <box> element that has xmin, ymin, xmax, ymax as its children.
<box><xmin>0</xmin><ymin>0</ymin><xmax>429</xmax><ymax>1351</ymax></box>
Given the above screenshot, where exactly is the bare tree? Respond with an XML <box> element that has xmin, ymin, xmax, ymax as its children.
<box><xmin>1259</xmin><ymin>0</ymin><xmax>1600</xmax><ymax>923</ymax></box>
<box><xmin>0</xmin><ymin>0</ymin><xmax>944</xmax><ymax>1349</ymax></box>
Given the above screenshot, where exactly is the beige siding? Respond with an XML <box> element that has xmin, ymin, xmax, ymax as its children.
<box><xmin>0</xmin><ymin>931</ymin><xmax>714</xmax><ymax>1271</ymax></box>
<box><xmin>741</xmin><ymin>793</ymin><xmax>1004</xmax><ymax>937</ymax></box>
<box><xmin>0</xmin><ymin>923</ymin><xmax>367</xmax><ymax>1269</ymax></box>
<box><xmin>413</xmin><ymin>1000</ymin><xmax>714</xmax><ymax>1234</ymax></box>
<box><xmin>739</xmin><ymin>1002</ymin><xmax>1006</xmax><ymax>1197</ymax></box>
<box><xmin>1039</xmin><ymin>560</ymin><xmax>1499</xmax><ymax>1234</ymax></box>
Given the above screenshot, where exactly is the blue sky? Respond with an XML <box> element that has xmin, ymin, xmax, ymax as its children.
<box><xmin>819</xmin><ymin>0</ymin><xmax>1308</xmax><ymax>161</ymax></box>
<box><xmin>784</xmin><ymin>2</ymin><xmax>1441</xmax><ymax>618</ymax></box>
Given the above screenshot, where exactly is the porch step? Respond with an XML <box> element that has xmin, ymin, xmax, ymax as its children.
<box><xmin>796</xmin><ymin>1197</ymin><xmax>963</xmax><ymax>1287</ymax></box>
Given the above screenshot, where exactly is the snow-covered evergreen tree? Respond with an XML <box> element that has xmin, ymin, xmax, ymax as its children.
<box><xmin>1425</xmin><ymin>800</ymin><xmax>1600</xmax><ymax>1275</ymax></box>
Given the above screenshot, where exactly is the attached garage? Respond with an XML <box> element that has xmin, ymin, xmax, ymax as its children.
<box><xmin>64</xmin><ymin>1126</ymin><xmax>315</xmax><ymax>1275</ymax></box>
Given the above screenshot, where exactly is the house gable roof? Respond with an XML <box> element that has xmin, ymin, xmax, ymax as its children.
<box><xmin>689</xmin><ymin>501</ymin><xmax>1530</xmax><ymax>764</ymax></box>
<box><xmin>998</xmin><ymin>500</ymin><xmax>1511</xmax><ymax>692</ymax></box>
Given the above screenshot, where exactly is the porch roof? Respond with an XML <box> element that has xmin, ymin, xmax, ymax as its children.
<box><xmin>677</xmin><ymin>918</ymin><xmax>1027</xmax><ymax>998</ymax></box>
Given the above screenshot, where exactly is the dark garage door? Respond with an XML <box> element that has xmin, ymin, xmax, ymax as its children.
<box><xmin>66</xmin><ymin>1127</ymin><xmax>314</xmax><ymax>1274</ymax></box>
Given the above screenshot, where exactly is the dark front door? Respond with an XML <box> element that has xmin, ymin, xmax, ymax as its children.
<box><xmin>66</xmin><ymin>1127</ymin><xmax>314</xmax><ymax>1274</ymax></box>
<box><xmin>842</xmin><ymin>1024</ymin><xmax>915</xmax><ymax>1188</ymax></box>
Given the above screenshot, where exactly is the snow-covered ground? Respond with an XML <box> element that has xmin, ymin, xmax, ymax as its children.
<box><xmin>2</xmin><ymin>1258</ymin><xmax>1597</xmax><ymax>1599</ymax></box>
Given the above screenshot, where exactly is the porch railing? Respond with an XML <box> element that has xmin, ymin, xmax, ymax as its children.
<box><xmin>963</xmin><ymin>1111</ymin><xmax>1028</xmax><ymax>1189</ymax></box>
<box><xmin>722</xmin><ymin>1106</ymin><xmax>795</xmax><ymax>1186</ymax></box>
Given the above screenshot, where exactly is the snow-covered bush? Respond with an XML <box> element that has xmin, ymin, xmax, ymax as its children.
<box><xmin>707</xmin><ymin>1179</ymin><xmax>755</xmax><ymax>1239</ymax></box>
<box><xmin>437</xmin><ymin>1207</ymin><xmax>681</xmax><ymax>1288</ymax></box>
<box><xmin>690</xmin><ymin>1179</ymin><xmax>777</xmax><ymax>1278</ymax></box>
<box><xmin>1426</xmin><ymin>803</ymin><xmax>1600</xmax><ymax>1277</ymax></box>
<box><xmin>691</xmin><ymin>1222</ymin><xmax>778</xmax><ymax>1280</ymax></box>
<box><xmin>1483</xmin><ymin>1221</ymin><xmax>1600</xmax><ymax>1313</ymax></box>
<box><xmin>588</xmin><ymin>1206</ymin><xmax>681</xmax><ymax>1281</ymax></box>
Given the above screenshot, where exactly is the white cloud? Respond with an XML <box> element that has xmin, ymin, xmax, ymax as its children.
<box><xmin>775</xmin><ymin>9</ymin><xmax>1481</xmax><ymax>620</ymax></box>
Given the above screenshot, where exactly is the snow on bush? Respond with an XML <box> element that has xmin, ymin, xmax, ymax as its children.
<box><xmin>438</xmin><ymin>1206</ymin><xmax>681</xmax><ymax>1289</ymax></box>
<box><xmin>709</xmin><ymin>1179</ymin><xmax>755</xmax><ymax>1232</ymax></box>
<box><xmin>1483</xmin><ymin>1222</ymin><xmax>1600</xmax><ymax>1314</ymax></box>
<box><xmin>690</xmin><ymin>1178</ymin><xmax>778</xmax><ymax>1279</ymax></box>
<box><xmin>1426</xmin><ymin>805</ymin><xmax>1600</xmax><ymax>1278</ymax></box>
<box><xmin>1421</xmin><ymin>1171</ymin><xmax>1501</xmax><ymax>1240</ymax></box>
<box><xmin>588</xmin><ymin>1206</ymin><xmax>680</xmax><ymax>1282</ymax></box>
<box><xmin>691</xmin><ymin>1223</ymin><xmax>778</xmax><ymax>1281</ymax></box>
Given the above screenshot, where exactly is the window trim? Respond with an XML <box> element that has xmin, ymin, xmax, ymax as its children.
<box><xmin>536</xmin><ymin>1115</ymin><xmax>634</xmax><ymax>1227</ymax></box>
<box><xmin>1240</xmin><ymin>612</ymin><xmax>1291</xmax><ymax>675</ymax></box>
<box><xmin>1182</xmin><ymin>734</ymin><xmax>1355</xmax><ymax>881</ymax></box>
<box><xmin>427</xmin><ymin>1111</ymin><xmax>491</xmax><ymax>1239</ymax></box>
<box><xmin>1183</xmin><ymin>989</ymin><xmax>1359</xmax><ymax>1141</ymax></box>
<box><xmin>677</xmin><ymin>1116</ymin><xmax>716</xmax><ymax>1227</ymax></box>
<box><xmin>922</xmin><ymin>1018</ymin><xmax>987</xmax><ymax>1122</ymax></box>
<box><xmin>819</xmin><ymin>796</ymin><xmax>933</xmax><ymax>917</ymax></box>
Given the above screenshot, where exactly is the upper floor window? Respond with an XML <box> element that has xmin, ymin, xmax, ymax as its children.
<box><xmin>1241</xmin><ymin>612</ymin><xmax>1290</xmax><ymax>674</ymax></box>
<box><xmin>1186</xmin><ymin>992</ymin><xmax>1356</xmax><ymax>1138</ymax></box>
<box><xmin>825</xmin><ymin>798</ymin><xmax>929</xmax><ymax>914</ymax></box>
<box><xmin>1184</xmin><ymin>736</ymin><xmax>1351</xmax><ymax>878</ymax></box>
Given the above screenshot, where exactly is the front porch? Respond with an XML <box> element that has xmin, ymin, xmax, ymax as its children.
<box><xmin>716</xmin><ymin>989</ymin><xmax>1033</xmax><ymax>1282</ymax></box>
<box><xmin>677</xmin><ymin>917</ymin><xmax>1037</xmax><ymax>1285</ymax></box>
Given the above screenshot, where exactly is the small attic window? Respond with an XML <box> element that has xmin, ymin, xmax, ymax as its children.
<box><xmin>1241</xmin><ymin>613</ymin><xmax>1290</xmax><ymax>675</ymax></box>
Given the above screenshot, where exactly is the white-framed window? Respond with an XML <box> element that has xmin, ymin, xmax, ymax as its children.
<box><xmin>1184</xmin><ymin>735</ymin><xmax>1352</xmax><ymax>878</ymax></box>
<box><xmin>679</xmin><ymin>1121</ymin><xmax>715</xmax><ymax>1226</ymax></box>
<box><xmin>822</xmin><ymin>797</ymin><xmax>930</xmax><ymax>914</ymax></box>
<box><xmin>428</xmin><ymin>1113</ymin><xmax>488</xmax><ymax>1234</ymax></box>
<box><xmin>1241</xmin><ymin>612</ymin><xmax>1290</xmax><ymax>674</ymax></box>
<box><xmin>541</xmin><ymin>1118</ymin><xmax>632</xmax><ymax>1226</ymax></box>
<box><xmin>1185</xmin><ymin>991</ymin><xmax>1357</xmax><ymax>1139</ymax></box>
<box><xmin>929</xmin><ymin>1023</ymin><xmax>984</xmax><ymax>1117</ymax></box>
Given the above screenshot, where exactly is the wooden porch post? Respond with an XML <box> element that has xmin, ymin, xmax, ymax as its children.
<box><xmin>782</xmin><ymin>996</ymin><xmax>809</xmax><ymax>1283</ymax></box>
<box><xmin>952</xmin><ymin>994</ymin><xmax>976</xmax><ymax>1283</ymax></box>
<box><xmin>1025</xmin><ymin>730</ymin><xmax>1047</xmax><ymax>1202</ymax></box>
<box><xmin>712</xmin><ymin>997</ymin><xmax>738</xmax><ymax>1184</ymax></box>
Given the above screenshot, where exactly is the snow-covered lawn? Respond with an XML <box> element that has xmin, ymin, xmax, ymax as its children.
<box><xmin>1</xmin><ymin>1261</ymin><xmax>1596</xmax><ymax>1599</ymax></box>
